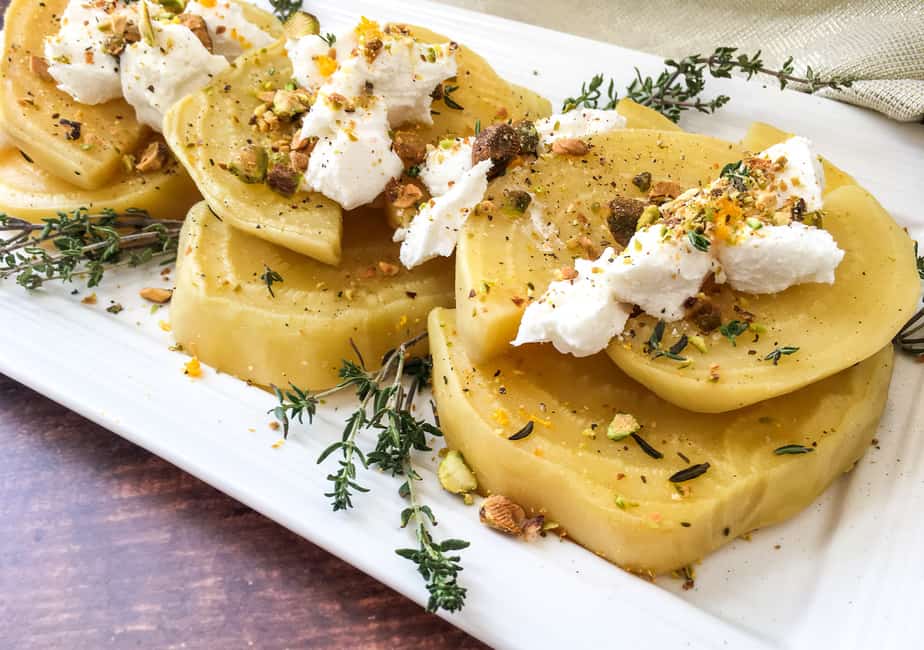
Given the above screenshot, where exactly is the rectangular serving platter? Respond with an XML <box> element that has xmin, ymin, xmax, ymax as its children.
<box><xmin>2</xmin><ymin>1</ymin><xmax>923</xmax><ymax>647</ymax></box>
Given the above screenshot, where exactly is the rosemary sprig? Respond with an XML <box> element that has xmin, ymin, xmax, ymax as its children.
<box><xmin>268</xmin><ymin>0</ymin><xmax>303</xmax><ymax>22</ymax></box>
<box><xmin>564</xmin><ymin>47</ymin><xmax>854</xmax><ymax>122</ymax></box>
<box><xmin>0</xmin><ymin>208</ymin><xmax>181</xmax><ymax>289</ymax></box>
<box><xmin>442</xmin><ymin>85</ymin><xmax>465</xmax><ymax>111</ymax></box>
<box><xmin>270</xmin><ymin>333</ymin><xmax>470</xmax><ymax>613</ymax></box>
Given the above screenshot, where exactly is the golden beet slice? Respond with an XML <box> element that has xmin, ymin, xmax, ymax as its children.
<box><xmin>170</xmin><ymin>202</ymin><xmax>453</xmax><ymax>389</ymax></box>
<box><xmin>430</xmin><ymin>307</ymin><xmax>892</xmax><ymax>574</ymax></box>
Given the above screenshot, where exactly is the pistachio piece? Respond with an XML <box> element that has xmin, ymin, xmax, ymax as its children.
<box><xmin>283</xmin><ymin>11</ymin><xmax>321</xmax><ymax>39</ymax></box>
<box><xmin>512</xmin><ymin>120</ymin><xmax>539</xmax><ymax>155</ymax></box>
<box><xmin>28</xmin><ymin>56</ymin><xmax>53</xmax><ymax>82</ymax></box>
<box><xmin>135</xmin><ymin>141</ymin><xmax>170</xmax><ymax>173</ymax></box>
<box><xmin>266</xmin><ymin>160</ymin><xmax>301</xmax><ymax>196</ymax></box>
<box><xmin>229</xmin><ymin>145</ymin><xmax>268</xmax><ymax>184</ymax></box>
<box><xmin>471</xmin><ymin>123</ymin><xmax>520</xmax><ymax>178</ymax></box>
<box><xmin>632</xmin><ymin>171</ymin><xmax>652</xmax><ymax>192</ymax></box>
<box><xmin>437</xmin><ymin>450</ymin><xmax>478</xmax><ymax>495</ymax></box>
<box><xmin>636</xmin><ymin>204</ymin><xmax>662</xmax><ymax>230</ymax></box>
<box><xmin>606</xmin><ymin>413</ymin><xmax>640</xmax><ymax>441</ymax></box>
<box><xmin>272</xmin><ymin>89</ymin><xmax>311</xmax><ymax>118</ymax></box>
<box><xmin>479</xmin><ymin>495</ymin><xmax>544</xmax><ymax>540</ymax></box>
<box><xmin>550</xmin><ymin>138</ymin><xmax>589</xmax><ymax>156</ymax></box>
<box><xmin>177</xmin><ymin>13</ymin><xmax>213</xmax><ymax>53</ymax></box>
<box><xmin>607</xmin><ymin>196</ymin><xmax>647</xmax><ymax>246</ymax></box>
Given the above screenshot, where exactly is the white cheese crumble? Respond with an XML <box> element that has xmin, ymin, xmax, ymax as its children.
<box><xmin>43</xmin><ymin>0</ymin><xmax>271</xmax><ymax>130</ymax></box>
<box><xmin>289</xmin><ymin>22</ymin><xmax>457</xmax><ymax>209</ymax></box>
<box><xmin>718</xmin><ymin>222</ymin><xmax>844</xmax><ymax>294</ymax></box>
<box><xmin>44</xmin><ymin>0</ymin><xmax>123</xmax><ymax>105</ymax></box>
<box><xmin>534</xmin><ymin>109</ymin><xmax>626</xmax><ymax>147</ymax></box>
<box><xmin>512</xmin><ymin>249</ymin><xmax>631</xmax><ymax>357</ymax></box>
<box><xmin>420</xmin><ymin>137</ymin><xmax>473</xmax><ymax>197</ymax></box>
<box><xmin>758</xmin><ymin>136</ymin><xmax>825</xmax><ymax>212</ymax></box>
<box><xmin>513</xmin><ymin>136</ymin><xmax>841</xmax><ymax>357</ymax></box>
<box><xmin>300</xmin><ymin>99</ymin><xmax>404</xmax><ymax>211</ymax></box>
<box><xmin>608</xmin><ymin>225</ymin><xmax>716</xmax><ymax>321</ymax></box>
<box><xmin>184</xmin><ymin>0</ymin><xmax>275</xmax><ymax>59</ymax></box>
<box><xmin>399</xmin><ymin>159</ymin><xmax>492</xmax><ymax>269</ymax></box>
<box><xmin>121</xmin><ymin>22</ymin><xmax>229</xmax><ymax>131</ymax></box>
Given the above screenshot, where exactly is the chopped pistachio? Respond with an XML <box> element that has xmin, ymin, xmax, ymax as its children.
<box><xmin>437</xmin><ymin>450</ymin><xmax>478</xmax><ymax>495</ymax></box>
<box><xmin>688</xmin><ymin>335</ymin><xmax>708</xmax><ymax>353</ymax></box>
<box><xmin>607</xmin><ymin>412</ymin><xmax>640</xmax><ymax>441</ymax></box>
<box><xmin>229</xmin><ymin>145</ymin><xmax>268</xmax><ymax>184</ymax></box>
<box><xmin>637</xmin><ymin>204</ymin><xmax>661</xmax><ymax>230</ymax></box>
<box><xmin>284</xmin><ymin>11</ymin><xmax>321</xmax><ymax>39</ymax></box>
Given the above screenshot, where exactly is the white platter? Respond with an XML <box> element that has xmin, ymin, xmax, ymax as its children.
<box><xmin>2</xmin><ymin>1</ymin><xmax>924</xmax><ymax>648</ymax></box>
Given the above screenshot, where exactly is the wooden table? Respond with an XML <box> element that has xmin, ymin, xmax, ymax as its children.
<box><xmin>0</xmin><ymin>374</ymin><xmax>482</xmax><ymax>648</ymax></box>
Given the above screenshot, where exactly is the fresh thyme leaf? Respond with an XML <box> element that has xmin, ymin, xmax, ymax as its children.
<box><xmin>406</xmin><ymin>165</ymin><xmax>421</xmax><ymax>178</ymax></box>
<box><xmin>268</xmin><ymin>0</ymin><xmax>303</xmax><ymax>22</ymax></box>
<box><xmin>508</xmin><ymin>420</ymin><xmax>534</xmax><ymax>441</ymax></box>
<box><xmin>764</xmin><ymin>345</ymin><xmax>800</xmax><ymax>365</ymax></box>
<box><xmin>630</xmin><ymin>432</ymin><xmax>663</xmax><ymax>460</ymax></box>
<box><xmin>320</xmin><ymin>32</ymin><xmax>336</xmax><ymax>47</ymax></box>
<box><xmin>442</xmin><ymin>85</ymin><xmax>464</xmax><ymax>110</ymax></box>
<box><xmin>774</xmin><ymin>444</ymin><xmax>814</xmax><ymax>455</ymax></box>
<box><xmin>719</xmin><ymin>320</ymin><xmax>749</xmax><ymax>346</ymax></box>
<box><xmin>268</xmin><ymin>382</ymin><xmax>319</xmax><ymax>438</ymax></box>
<box><xmin>260</xmin><ymin>264</ymin><xmax>284</xmax><ymax>298</ymax></box>
<box><xmin>687</xmin><ymin>231</ymin><xmax>711</xmax><ymax>252</ymax></box>
<box><xmin>0</xmin><ymin>208</ymin><xmax>181</xmax><ymax>290</ymax></box>
<box><xmin>647</xmin><ymin>320</ymin><xmax>689</xmax><ymax>362</ymax></box>
<box><xmin>648</xmin><ymin>320</ymin><xmax>666</xmax><ymax>351</ymax></box>
<box><xmin>566</xmin><ymin>48</ymin><xmax>854</xmax><ymax>121</ymax></box>
<box><xmin>271</xmin><ymin>332</ymin><xmax>470</xmax><ymax>612</ymax></box>
<box><xmin>669</xmin><ymin>462</ymin><xmax>711</xmax><ymax>483</ymax></box>
<box><xmin>719</xmin><ymin>159</ymin><xmax>752</xmax><ymax>191</ymax></box>
<box><xmin>561</xmin><ymin>73</ymin><xmax>618</xmax><ymax>112</ymax></box>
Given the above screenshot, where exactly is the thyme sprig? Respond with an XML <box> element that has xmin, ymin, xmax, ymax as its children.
<box><xmin>260</xmin><ymin>264</ymin><xmax>284</xmax><ymax>297</ymax></box>
<box><xmin>646</xmin><ymin>320</ymin><xmax>689</xmax><ymax>362</ymax></box>
<box><xmin>270</xmin><ymin>333</ymin><xmax>470</xmax><ymax>613</ymax></box>
<box><xmin>0</xmin><ymin>208</ymin><xmax>181</xmax><ymax>289</ymax></box>
<box><xmin>564</xmin><ymin>47</ymin><xmax>855</xmax><ymax>122</ymax></box>
<box><xmin>268</xmin><ymin>0</ymin><xmax>303</xmax><ymax>22</ymax></box>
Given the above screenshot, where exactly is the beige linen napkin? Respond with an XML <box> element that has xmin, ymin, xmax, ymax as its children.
<box><xmin>439</xmin><ymin>0</ymin><xmax>924</xmax><ymax>122</ymax></box>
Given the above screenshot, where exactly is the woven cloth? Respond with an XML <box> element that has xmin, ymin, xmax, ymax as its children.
<box><xmin>440</xmin><ymin>0</ymin><xmax>924</xmax><ymax>122</ymax></box>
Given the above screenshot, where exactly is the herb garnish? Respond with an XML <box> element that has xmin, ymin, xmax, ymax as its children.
<box><xmin>630</xmin><ymin>432</ymin><xmax>663</xmax><ymax>460</ymax></box>
<box><xmin>774</xmin><ymin>444</ymin><xmax>814</xmax><ymax>455</ymax></box>
<box><xmin>320</xmin><ymin>32</ymin><xmax>337</xmax><ymax>47</ymax></box>
<box><xmin>442</xmin><ymin>85</ymin><xmax>464</xmax><ymax>110</ymax></box>
<box><xmin>647</xmin><ymin>320</ymin><xmax>688</xmax><ymax>362</ymax></box>
<box><xmin>687</xmin><ymin>231</ymin><xmax>711</xmax><ymax>252</ymax></box>
<box><xmin>564</xmin><ymin>48</ymin><xmax>853</xmax><ymax>122</ymax></box>
<box><xmin>0</xmin><ymin>209</ymin><xmax>181</xmax><ymax>289</ymax></box>
<box><xmin>59</xmin><ymin>118</ymin><xmax>82</xmax><ymax>141</ymax></box>
<box><xmin>764</xmin><ymin>346</ymin><xmax>799</xmax><ymax>365</ymax></box>
<box><xmin>719</xmin><ymin>320</ymin><xmax>749</xmax><ymax>346</ymax></box>
<box><xmin>268</xmin><ymin>0</ymin><xmax>303</xmax><ymax>22</ymax></box>
<box><xmin>270</xmin><ymin>333</ymin><xmax>470</xmax><ymax>613</ymax></box>
<box><xmin>260</xmin><ymin>264</ymin><xmax>284</xmax><ymax>298</ymax></box>
<box><xmin>669</xmin><ymin>462</ymin><xmax>711</xmax><ymax>483</ymax></box>
<box><xmin>562</xmin><ymin>74</ymin><xmax>618</xmax><ymax>113</ymax></box>
<box><xmin>719</xmin><ymin>160</ymin><xmax>751</xmax><ymax>191</ymax></box>
<box><xmin>508</xmin><ymin>420</ymin><xmax>534</xmax><ymax>440</ymax></box>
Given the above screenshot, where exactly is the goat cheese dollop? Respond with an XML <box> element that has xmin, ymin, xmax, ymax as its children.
<box><xmin>185</xmin><ymin>0</ymin><xmax>275</xmax><ymax>59</ymax></box>
<box><xmin>44</xmin><ymin>0</ymin><xmax>123</xmax><ymax>104</ymax></box>
<box><xmin>399</xmin><ymin>159</ymin><xmax>492</xmax><ymax>269</ymax></box>
<box><xmin>288</xmin><ymin>20</ymin><xmax>457</xmax><ymax>209</ymax></box>
<box><xmin>718</xmin><ymin>222</ymin><xmax>844</xmax><ymax>294</ymax></box>
<box><xmin>43</xmin><ymin>0</ymin><xmax>272</xmax><ymax>130</ymax></box>
<box><xmin>420</xmin><ymin>137</ymin><xmax>474</xmax><ymax>197</ymax></box>
<box><xmin>608</xmin><ymin>225</ymin><xmax>717</xmax><ymax>321</ymax></box>
<box><xmin>513</xmin><ymin>136</ymin><xmax>842</xmax><ymax>356</ymax></box>
<box><xmin>535</xmin><ymin>109</ymin><xmax>626</xmax><ymax>147</ymax></box>
<box><xmin>513</xmin><ymin>249</ymin><xmax>632</xmax><ymax>357</ymax></box>
<box><xmin>121</xmin><ymin>21</ymin><xmax>229</xmax><ymax>130</ymax></box>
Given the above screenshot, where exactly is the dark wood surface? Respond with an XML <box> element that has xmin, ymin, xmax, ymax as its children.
<box><xmin>0</xmin><ymin>374</ymin><xmax>484</xmax><ymax>649</ymax></box>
